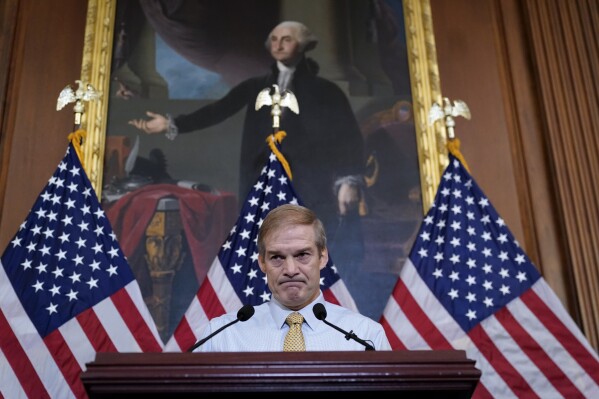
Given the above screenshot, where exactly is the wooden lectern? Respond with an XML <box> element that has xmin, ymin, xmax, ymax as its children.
<box><xmin>81</xmin><ymin>350</ymin><xmax>480</xmax><ymax>398</ymax></box>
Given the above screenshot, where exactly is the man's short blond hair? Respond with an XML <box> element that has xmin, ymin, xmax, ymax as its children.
<box><xmin>257</xmin><ymin>204</ymin><xmax>327</xmax><ymax>258</ymax></box>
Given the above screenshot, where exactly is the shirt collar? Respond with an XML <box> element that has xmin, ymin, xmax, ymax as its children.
<box><xmin>276</xmin><ymin>61</ymin><xmax>296</xmax><ymax>74</ymax></box>
<box><xmin>268</xmin><ymin>291</ymin><xmax>325</xmax><ymax>331</ymax></box>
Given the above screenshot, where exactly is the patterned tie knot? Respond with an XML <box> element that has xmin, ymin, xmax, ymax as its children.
<box><xmin>284</xmin><ymin>312</ymin><xmax>305</xmax><ymax>351</ymax></box>
<box><xmin>286</xmin><ymin>312</ymin><xmax>304</xmax><ymax>326</ymax></box>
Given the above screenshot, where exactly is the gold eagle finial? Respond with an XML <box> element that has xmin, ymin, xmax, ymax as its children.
<box><xmin>255</xmin><ymin>84</ymin><xmax>299</xmax><ymax>130</ymax></box>
<box><xmin>57</xmin><ymin>80</ymin><xmax>102</xmax><ymax>127</ymax></box>
<box><xmin>428</xmin><ymin>97</ymin><xmax>471</xmax><ymax>140</ymax></box>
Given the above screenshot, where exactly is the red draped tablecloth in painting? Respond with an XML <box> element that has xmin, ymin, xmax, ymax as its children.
<box><xmin>105</xmin><ymin>184</ymin><xmax>237</xmax><ymax>285</ymax></box>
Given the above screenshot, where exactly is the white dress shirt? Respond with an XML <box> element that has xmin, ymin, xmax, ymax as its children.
<box><xmin>277</xmin><ymin>61</ymin><xmax>295</xmax><ymax>92</ymax></box>
<box><xmin>193</xmin><ymin>292</ymin><xmax>392</xmax><ymax>352</ymax></box>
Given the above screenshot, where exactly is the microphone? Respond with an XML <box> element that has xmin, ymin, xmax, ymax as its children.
<box><xmin>187</xmin><ymin>304</ymin><xmax>255</xmax><ymax>352</ymax></box>
<box><xmin>312</xmin><ymin>303</ymin><xmax>375</xmax><ymax>351</ymax></box>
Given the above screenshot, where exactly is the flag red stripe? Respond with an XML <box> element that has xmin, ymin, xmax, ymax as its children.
<box><xmin>379</xmin><ymin>315</ymin><xmax>406</xmax><ymax>350</ymax></box>
<box><xmin>521</xmin><ymin>289</ymin><xmax>599</xmax><ymax>384</ymax></box>
<box><xmin>44</xmin><ymin>329</ymin><xmax>86</xmax><ymax>399</ymax></box>
<box><xmin>468</xmin><ymin>322</ymin><xmax>538</xmax><ymax>398</ymax></box>
<box><xmin>322</xmin><ymin>288</ymin><xmax>340</xmax><ymax>305</ymax></box>
<box><xmin>173</xmin><ymin>317</ymin><xmax>195</xmax><ymax>352</ymax></box>
<box><xmin>111</xmin><ymin>288</ymin><xmax>162</xmax><ymax>352</ymax></box>
<box><xmin>168</xmin><ymin>278</ymin><xmax>223</xmax><ymax>352</ymax></box>
<box><xmin>0</xmin><ymin>309</ymin><xmax>49</xmax><ymax>398</ymax></box>
<box><xmin>199</xmin><ymin>279</ymin><xmax>225</xmax><ymax>320</ymax></box>
<box><xmin>495</xmin><ymin>305</ymin><xmax>582</xmax><ymax>398</ymax></box>
<box><xmin>76</xmin><ymin>307</ymin><xmax>116</xmax><ymax>352</ymax></box>
<box><xmin>393</xmin><ymin>279</ymin><xmax>451</xmax><ymax>348</ymax></box>
<box><xmin>472</xmin><ymin>381</ymin><xmax>494</xmax><ymax>399</ymax></box>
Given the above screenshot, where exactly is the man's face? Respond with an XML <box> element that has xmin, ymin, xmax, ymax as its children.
<box><xmin>269</xmin><ymin>25</ymin><xmax>302</xmax><ymax>66</ymax></box>
<box><xmin>258</xmin><ymin>224</ymin><xmax>328</xmax><ymax>310</ymax></box>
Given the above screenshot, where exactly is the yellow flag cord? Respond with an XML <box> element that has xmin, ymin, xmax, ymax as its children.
<box><xmin>446</xmin><ymin>138</ymin><xmax>471</xmax><ymax>173</ymax></box>
<box><xmin>67</xmin><ymin>129</ymin><xmax>87</xmax><ymax>169</ymax></box>
<box><xmin>267</xmin><ymin>131</ymin><xmax>293</xmax><ymax>180</ymax></box>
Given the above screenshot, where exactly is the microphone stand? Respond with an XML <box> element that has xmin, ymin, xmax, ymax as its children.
<box><xmin>187</xmin><ymin>319</ymin><xmax>240</xmax><ymax>352</ymax></box>
<box><xmin>320</xmin><ymin>319</ymin><xmax>375</xmax><ymax>351</ymax></box>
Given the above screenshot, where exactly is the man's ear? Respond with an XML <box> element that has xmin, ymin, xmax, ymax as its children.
<box><xmin>319</xmin><ymin>248</ymin><xmax>329</xmax><ymax>270</ymax></box>
<box><xmin>258</xmin><ymin>255</ymin><xmax>267</xmax><ymax>273</ymax></box>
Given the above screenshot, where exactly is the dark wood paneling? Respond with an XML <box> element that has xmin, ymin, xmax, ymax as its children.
<box><xmin>0</xmin><ymin>0</ymin><xmax>87</xmax><ymax>248</ymax></box>
<box><xmin>0</xmin><ymin>0</ymin><xmax>20</xmax><ymax>217</ymax></box>
<box><xmin>523</xmin><ymin>0</ymin><xmax>599</xmax><ymax>348</ymax></box>
<box><xmin>493</xmin><ymin>0</ymin><xmax>578</xmax><ymax>320</ymax></box>
<box><xmin>431</xmin><ymin>0</ymin><xmax>599</xmax><ymax>348</ymax></box>
<box><xmin>430</xmin><ymin>0</ymin><xmax>523</xmax><ymax>247</ymax></box>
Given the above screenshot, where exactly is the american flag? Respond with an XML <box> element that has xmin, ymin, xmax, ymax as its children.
<box><xmin>381</xmin><ymin>153</ymin><xmax>599</xmax><ymax>397</ymax></box>
<box><xmin>0</xmin><ymin>141</ymin><xmax>163</xmax><ymax>399</ymax></box>
<box><xmin>165</xmin><ymin>135</ymin><xmax>357</xmax><ymax>351</ymax></box>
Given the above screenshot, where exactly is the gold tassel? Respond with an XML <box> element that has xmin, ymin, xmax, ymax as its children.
<box><xmin>67</xmin><ymin>129</ymin><xmax>87</xmax><ymax>169</ymax></box>
<box><xmin>266</xmin><ymin>131</ymin><xmax>293</xmax><ymax>180</ymax></box>
<box><xmin>446</xmin><ymin>138</ymin><xmax>471</xmax><ymax>173</ymax></box>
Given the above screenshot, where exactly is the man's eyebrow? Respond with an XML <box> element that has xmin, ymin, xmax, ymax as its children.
<box><xmin>265</xmin><ymin>246</ymin><xmax>312</xmax><ymax>256</ymax></box>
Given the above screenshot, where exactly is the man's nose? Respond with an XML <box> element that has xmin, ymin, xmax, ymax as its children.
<box><xmin>282</xmin><ymin>257</ymin><xmax>299</xmax><ymax>274</ymax></box>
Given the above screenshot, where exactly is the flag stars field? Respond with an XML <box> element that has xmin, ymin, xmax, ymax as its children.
<box><xmin>382</xmin><ymin>154</ymin><xmax>599</xmax><ymax>397</ymax></box>
<box><xmin>1</xmin><ymin>142</ymin><xmax>163</xmax><ymax>397</ymax></box>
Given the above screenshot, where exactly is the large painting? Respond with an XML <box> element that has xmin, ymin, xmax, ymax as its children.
<box><xmin>80</xmin><ymin>0</ymin><xmax>446</xmax><ymax>343</ymax></box>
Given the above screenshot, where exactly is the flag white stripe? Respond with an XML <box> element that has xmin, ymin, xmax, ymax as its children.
<box><xmin>400</xmin><ymin>254</ymin><xmax>596</xmax><ymax>397</ymax></box>
<box><xmin>463</xmin><ymin>343</ymin><xmax>517</xmax><ymax>398</ymax></box>
<box><xmin>401</xmin><ymin>260</ymin><xmax>467</xmax><ymax>343</ymax></box>
<box><xmin>94</xmin><ymin>293</ymin><xmax>141</xmax><ymax>351</ymax></box>
<box><xmin>403</xmin><ymin>256</ymin><xmax>595</xmax><ymax>397</ymax></box>
<box><xmin>0</xmin><ymin>349</ymin><xmax>28</xmax><ymax>399</ymax></box>
<box><xmin>164</xmin><ymin>340</ymin><xmax>183</xmax><ymax>352</ymax></box>
<box><xmin>125</xmin><ymin>282</ymin><xmax>164</xmax><ymax>344</ymax></box>
<box><xmin>407</xmin><ymin>263</ymin><xmax>573</xmax><ymax>397</ymax></box>
<box><xmin>182</xmin><ymin>299</ymin><xmax>208</xmax><ymax>336</ymax></box>
<box><xmin>507</xmin><ymin>295</ymin><xmax>597</xmax><ymax>393</ymax></box>
<box><xmin>387</xmin><ymin>279</ymin><xmax>516</xmax><ymax>397</ymax></box>
<box><xmin>481</xmin><ymin>313</ymin><xmax>561</xmax><ymax>398</ymax></box>
<box><xmin>0</xmin><ymin>263</ymin><xmax>74</xmax><ymax>398</ymax></box>
<box><xmin>391</xmin><ymin>262</ymin><xmax>444</xmax><ymax>348</ymax></box>
<box><xmin>396</xmin><ymin>261</ymin><xmax>517</xmax><ymax>397</ymax></box>
<box><xmin>207</xmin><ymin>258</ymin><xmax>242</xmax><ymax>312</ymax></box>
<box><xmin>327</xmin><ymin>279</ymin><xmax>358</xmax><ymax>311</ymax></box>
<box><xmin>59</xmin><ymin>317</ymin><xmax>96</xmax><ymax>370</ymax></box>
<box><xmin>384</xmin><ymin>295</ymin><xmax>430</xmax><ymax>349</ymax></box>
<box><xmin>532</xmin><ymin>281</ymin><xmax>599</xmax><ymax>360</ymax></box>
<box><xmin>385</xmin><ymin>280</ymin><xmax>518</xmax><ymax>398</ymax></box>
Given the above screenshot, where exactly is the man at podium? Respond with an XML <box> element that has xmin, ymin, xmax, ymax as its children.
<box><xmin>191</xmin><ymin>204</ymin><xmax>391</xmax><ymax>352</ymax></box>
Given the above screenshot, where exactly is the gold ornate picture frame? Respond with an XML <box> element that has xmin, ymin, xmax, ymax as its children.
<box><xmin>78</xmin><ymin>0</ymin><xmax>447</xmax><ymax>339</ymax></box>
<box><xmin>80</xmin><ymin>0</ymin><xmax>446</xmax><ymax>208</ymax></box>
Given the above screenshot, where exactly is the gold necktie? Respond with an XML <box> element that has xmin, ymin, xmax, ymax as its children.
<box><xmin>283</xmin><ymin>312</ymin><xmax>305</xmax><ymax>351</ymax></box>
